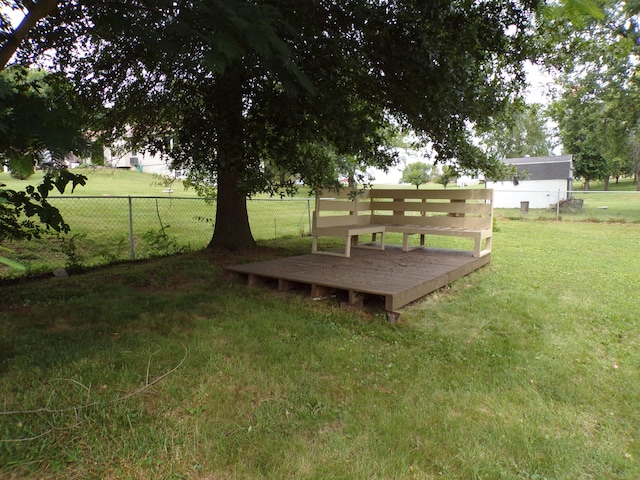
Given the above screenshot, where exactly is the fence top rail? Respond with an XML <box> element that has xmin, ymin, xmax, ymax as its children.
<box><xmin>46</xmin><ymin>195</ymin><xmax>311</xmax><ymax>201</ymax></box>
<box><xmin>47</xmin><ymin>195</ymin><xmax>215</xmax><ymax>200</ymax></box>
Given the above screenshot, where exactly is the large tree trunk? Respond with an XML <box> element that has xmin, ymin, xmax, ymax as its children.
<box><xmin>209</xmin><ymin>169</ymin><xmax>256</xmax><ymax>250</ymax></box>
<box><xmin>207</xmin><ymin>65</ymin><xmax>257</xmax><ymax>251</ymax></box>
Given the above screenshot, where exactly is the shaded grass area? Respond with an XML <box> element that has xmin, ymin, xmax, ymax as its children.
<box><xmin>1</xmin><ymin>220</ymin><xmax>639</xmax><ymax>479</ymax></box>
<box><xmin>1</xmin><ymin>167</ymin><xmax>314</xmax><ymax>278</ymax></box>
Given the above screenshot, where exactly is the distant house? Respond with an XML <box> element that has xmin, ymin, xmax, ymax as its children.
<box><xmin>486</xmin><ymin>155</ymin><xmax>573</xmax><ymax>209</ymax></box>
<box><xmin>104</xmin><ymin>141</ymin><xmax>183</xmax><ymax>178</ymax></box>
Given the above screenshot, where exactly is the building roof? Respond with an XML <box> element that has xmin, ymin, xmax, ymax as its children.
<box><xmin>504</xmin><ymin>155</ymin><xmax>573</xmax><ymax>181</ymax></box>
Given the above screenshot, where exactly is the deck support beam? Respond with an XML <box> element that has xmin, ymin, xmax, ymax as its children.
<box><xmin>311</xmin><ymin>284</ymin><xmax>332</xmax><ymax>298</ymax></box>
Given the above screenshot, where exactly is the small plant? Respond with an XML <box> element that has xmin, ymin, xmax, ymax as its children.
<box><xmin>400</xmin><ymin>161</ymin><xmax>434</xmax><ymax>189</ymax></box>
<box><xmin>142</xmin><ymin>227</ymin><xmax>181</xmax><ymax>256</ymax></box>
<box><xmin>60</xmin><ymin>233</ymin><xmax>86</xmax><ymax>272</ymax></box>
<box><xmin>434</xmin><ymin>165</ymin><xmax>457</xmax><ymax>189</ymax></box>
<box><xmin>98</xmin><ymin>234</ymin><xmax>128</xmax><ymax>263</ymax></box>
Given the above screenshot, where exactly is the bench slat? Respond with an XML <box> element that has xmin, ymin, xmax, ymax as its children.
<box><xmin>369</xmin><ymin>200</ymin><xmax>491</xmax><ymax>215</ymax></box>
<box><xmin>314</xmin><ymin>214</ymin><xmax>371</xmax><ymax>228</ymax></box>
<box><xmin>370</xmin><ymin>188</ymin><xmax>492</xmax><ymax>201</ymax></box>
<box><xmin>371</xmin><ymin>214</ymin><xmax>490</xmax><ymax>230</ymax></box>
<box><xmin>317</xmin><ymin>199</ymin><xmax>372</xmax><ymax>212</ymax></box>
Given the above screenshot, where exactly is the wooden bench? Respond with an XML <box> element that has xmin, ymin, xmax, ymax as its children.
<box><xmin>312</xmin><ymin>188</ymin><xmax>493</xmax><ymax>258</ymax></box>
<box><xmin>311</xmin><ymin>190</ymin><xmax>386</xmax><ymax>257</ymax></box>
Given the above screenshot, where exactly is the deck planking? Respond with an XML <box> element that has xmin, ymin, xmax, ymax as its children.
<box><xmin>225</xmin><ymin>246</ymin><xmax>490</xmax><ymax>316</ymax></box>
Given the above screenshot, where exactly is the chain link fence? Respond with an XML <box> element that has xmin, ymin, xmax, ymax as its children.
<box><xmin>1</xmin><ymin>190</ymin><xmax>639</xmax><ymax>279</ymax></box>
<box><xmin>493</xmin><ymin>189</ymin><xmax>640</xmax><ymax>222</ymax></box>
<box><xmin>1</xmin><ymin>196</ymin><xmax>313</xmax><ymax>278</ymax></box>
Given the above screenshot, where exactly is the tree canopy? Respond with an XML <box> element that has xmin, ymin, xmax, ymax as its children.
<box><xmin>478</xmin><ymin>103</ymin><xmax>557</xmax><ymax>160</ymax></box>
<box><xmin>543</xmin><ymin>0</ymin><xmax>640</xmax><ymax>189</ymax></box>
<box><xmin>400</xmin><ymin>162</ymin><xmax>434</xmax><ymax>190</ymax></box>
<box><xmin>3</xmin><ymin>0</ymin><xmax>542</xmax><ymax>249</ymax></box>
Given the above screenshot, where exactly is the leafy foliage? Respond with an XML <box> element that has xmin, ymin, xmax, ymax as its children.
<box><xmin>7</xmin><ymin>154</ymin><xmax>35</xmax><ymax>179</ymax></box>
<box><xmin>549</xmin><ymin>83</ymin><xmax>611</xmax><ymax>189</ymax></box>
<box><xmin>0</xmin><ymin>67</ymin><xmax>89</xmax><ymax>243</ymax></box>
<box><xmin>4</xmin><ymin>0</ymin><xmax>542</xmax><ymax>249</ymax></box>
<box><xmin>478</xmin><ymin>103</ymin><xmax>557</xmax><ymax>160</ymax></box>
<box><xmin>435</xmin><ymin>165</ymin><xmax>457</xmax><ymax>189</ymax></box>
<box><xmin>0</xmin><ymin>66</ymin><xmax>91</xmax><ymax>163</ymax></box>
<box><xmin>543</xmin><ymin>0</ymin><xmax>640</xmax><ymax>189</ymax></box>
<box><xmin>0</xmin><ymin>169</ymin><xmax>86</xmax><ymax>241</ymax></box>
<box><xmin>400</xmin><ymin>162</ymin><xmax>434</xmax><ymax>189</ymax></box>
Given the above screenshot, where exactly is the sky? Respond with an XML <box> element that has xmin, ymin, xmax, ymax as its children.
<box><xmin>370</xmin><ymin>63</ymin><xmax>559</xmax><ymax>185</ymax></box>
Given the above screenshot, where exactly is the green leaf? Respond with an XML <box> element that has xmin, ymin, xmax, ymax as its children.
<box><xmin>0</xmin><ymin>255</ymin><xmax>27</xmax><ymax>272</ymax></box>
<box><xmin>562</xmin><ymin>0</ymin><xmax>606</xmax><ymax>21</ymax></box>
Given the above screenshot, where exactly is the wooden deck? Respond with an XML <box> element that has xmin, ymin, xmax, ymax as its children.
<box><xmin>225</xmin><ymin>246</ymin><xmax>490</xmax><ymax>319</ymax></box>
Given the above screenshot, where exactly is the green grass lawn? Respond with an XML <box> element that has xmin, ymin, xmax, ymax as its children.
<box><xmin>1</xmin><ymin>168</ymin><xmax>314</xmax><ymax>277</ymax></box>
<box><xmin>0</xmin><ymin>167</ymin><xmax>198</xmax><ymax>197</ymax></box>
<box><xmin>1</xmin><ymin>220</ymin><xmax>639</xmax><ymax>479</ymax></box>
<box><xmin>2</xmin><ymin>169</ymin><xmax>639</xmax><ymax>279</ymax></box>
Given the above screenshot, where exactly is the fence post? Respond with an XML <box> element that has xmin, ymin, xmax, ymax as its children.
<box><xmin>307</xmin><ymin>199</ymin><xmax>312</xmax><ymax>235</ymax></box>
<box><xmin>128</xmin><ymin>196</ymin><xmax>135</xmax><ymax>261</ymax></box>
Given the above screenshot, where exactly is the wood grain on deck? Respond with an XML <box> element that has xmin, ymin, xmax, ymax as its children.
<box><xmin>226</xmin><ymin>246</ymin><xmax>490</xmax><ymax>312</ymax></box>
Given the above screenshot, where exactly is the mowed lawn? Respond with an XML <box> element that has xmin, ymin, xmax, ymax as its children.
<box><xmin>1</xmin><ymin>219</ymin><xmax>639</xmax><ymax>479</ymax></box>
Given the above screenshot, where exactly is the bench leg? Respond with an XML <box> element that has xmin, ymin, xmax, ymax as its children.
<box><xmin>477</xmin><ymin>235</ymin><xmax>492</xmax><ymax>257</ymax></box>
<box><xmin>474</xmin><ymin>237</ymin><xmax>481</xmax><ymax>257</ymax></box>
<box><xmin>312</xmin><ymin>234</ymin><xmax>351</xmax><ymax>257</ymax></box>
<box><xmin>474</xmin><ymin>235</ymin><xmax>493</xmax><ymax>257</ymax></box>
<box><xmin>402</xmin><ymin>233</ymin><xmax>424</xmax><ymax>252</ymax></box>
<box><xmin>352</xmin><ymin>231</ymin><xmax>385</xmax><ymax>251</ymax></box>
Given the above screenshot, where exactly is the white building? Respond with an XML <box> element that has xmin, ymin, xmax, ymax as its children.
<box><xmin>104</xmin><ymin>144</ymin><xmax>181</xmax><ymax>178</ymax></box>
<box><xmin>486</xmin><ymin>155</ymin><xmax>573</xmax><ymax>209</ymax></box>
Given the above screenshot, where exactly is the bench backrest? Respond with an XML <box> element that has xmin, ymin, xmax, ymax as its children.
<box><xmin>314</xmin><ymin>188</ymin><xmax>493</xmax><ymax>230</ymax></box>
<box><xmin>313</xmin><ymin>190</ymin><xmax>373</xmax><ymax>229</ymax></box>
<box><xmin>369</xmin><ymin>188</ymin><xmax>493</xmax><ymax>230</ymax></box>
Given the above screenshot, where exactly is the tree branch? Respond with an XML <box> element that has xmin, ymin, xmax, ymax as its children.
<box><xmin>0</xmin><ymin>0</ymin><xmax>59</xmax><ymax>70</ymax></box>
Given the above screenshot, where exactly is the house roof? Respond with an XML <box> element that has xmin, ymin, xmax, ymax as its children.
<box><xmin>504</xmin><ymin>155</ymin><xmax>573</xmax><ymax>181</ymax></box>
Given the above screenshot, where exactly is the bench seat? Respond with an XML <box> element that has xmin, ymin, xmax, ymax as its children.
<box><xmin>385</xmin><ymin>224</ymin><xmax>492</xmax><ymax>257</ymax></box>
<box><xmin>311</xmin><ymin>224</ymin><xmax>386</xmax><ymax>258</ymax></box>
